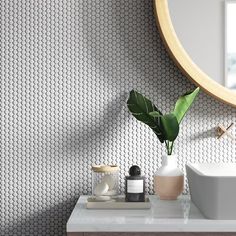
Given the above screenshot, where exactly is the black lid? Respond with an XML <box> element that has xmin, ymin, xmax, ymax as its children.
<box><xmin>129</xmin><ymin>165</ymin><xmax>141</xmax><ymax>176</ymax></box>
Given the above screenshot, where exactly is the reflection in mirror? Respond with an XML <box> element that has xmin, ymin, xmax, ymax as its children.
<box><xmin>226</xmin><ymin>1</ymin><xmax>236</xmax><ymax>90</ymax></box>
<box><xmin>167</xmin><ymin>0</ymin><xmax>236</xmax><ymax>91</ymax></box>
<box><xmin>154</xmin><ymin>0</ymin><xmax>236</xmax><ymax>107</ymax></box>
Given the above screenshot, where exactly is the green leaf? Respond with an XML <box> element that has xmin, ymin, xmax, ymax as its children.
<box><xmin>160</xmin><ymin>113</ymin><xmax>179</xmax><ymax>141</ymax></box>
<box><xmin>173</xmin><ymin>87</ymin><xmax>200</xmax><ymax>124</ymax></box>
<box><xmin>127</xmin><ymin>90</ymin><xmax>164</xmax><ymax>143</ymax></box>
<box><xmin>149</xmin><ymin>111</ymin><xmax>161</xmax><ymax>117</ymax></box>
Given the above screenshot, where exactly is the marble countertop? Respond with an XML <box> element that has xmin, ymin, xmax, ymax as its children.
<box><xmin>67</xmin><ymin>195</ymin><xmax>236</xmax><ymax>232</ymax></box>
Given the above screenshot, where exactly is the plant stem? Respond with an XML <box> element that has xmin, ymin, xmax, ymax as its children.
<box><xmin>168</xmin><ymin>141</ymin><xmax>171</xmax><ymax>155</ymax></box>
<box><xmin>167</xmin><ymin>141</ymin><xmax>169</xmax><ymax>155</ymax></box>
<box><xmin>164</xmin><ymin>140</ymin><xmax>175</xmax><ymax>155</ymax></box>
<box><xmin>167</xmin><ymin>140</ymin><xmax>170</xmax><ymax>155</ymax></box>
<box><xmin>165</xmin><ymin>140</ymin><xmax>168</xmax><ymax>154</ymax></box>
<box><xmin>170</xmin><ymin>141</ymin><xmax>174</xmax><ymax>155</ymax></box>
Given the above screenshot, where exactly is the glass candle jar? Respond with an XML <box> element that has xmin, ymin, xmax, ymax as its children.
<box><xmin>92</xmin><ymin>165</ymin><xmax>119</xmax><ymax>199</ymax></box>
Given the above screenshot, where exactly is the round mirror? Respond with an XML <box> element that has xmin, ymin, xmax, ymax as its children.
<box><xmin>154</xmin><ymin>0</ymin><xmax>236</xmax><ymax>107</ymax></box>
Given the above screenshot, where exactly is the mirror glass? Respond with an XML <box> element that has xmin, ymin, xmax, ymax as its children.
<box><xmin>168</xmin><ymin>0</ymin><xmax>236</xmax><ymax>91</ymax></box>
<box><xmin>226</xmin><ymin>1</ymin><xmax>236</xmax><ymax>90</ymax></box>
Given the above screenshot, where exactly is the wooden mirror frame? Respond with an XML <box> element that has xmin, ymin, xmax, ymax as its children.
<box><xmin>154</xmin><ymin>0</ymin><xmax>236</xmax><ymax>107</ymax></box>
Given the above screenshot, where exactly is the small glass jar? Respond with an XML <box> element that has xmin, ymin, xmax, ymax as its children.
<box><xmin>92</xmin><ymin>165</ymin><xmax>119</xmax><ymax>198</ymax></box>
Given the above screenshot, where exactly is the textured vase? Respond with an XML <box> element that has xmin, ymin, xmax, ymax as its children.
<box><xmin>154</xmin><ymin>154</ymin><xmax>184</xmax><ymax>200</ymax></box>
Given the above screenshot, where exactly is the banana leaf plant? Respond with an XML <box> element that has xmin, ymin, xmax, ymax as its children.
<box><xmin>127</xmin><ymin>87</ymin><xmax>200</xmax><ymax>155</ymax></box>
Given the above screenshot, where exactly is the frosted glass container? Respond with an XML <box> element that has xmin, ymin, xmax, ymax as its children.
<box><xmin>92</xmin><ymin>165</ymin><xmax>119</xmax><ymax>198</ymax></box>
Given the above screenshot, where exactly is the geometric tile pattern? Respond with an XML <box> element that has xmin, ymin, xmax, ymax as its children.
<box><xmin>1</xmin><ymin>0</ymin><xmax>236</xmax><ymax>235</ymax></box>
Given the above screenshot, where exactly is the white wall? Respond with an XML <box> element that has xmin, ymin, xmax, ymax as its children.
<box><xmin>1</xmin><ymin>0</ymin><xmax>235</xmax><ymax>235</ymax></box>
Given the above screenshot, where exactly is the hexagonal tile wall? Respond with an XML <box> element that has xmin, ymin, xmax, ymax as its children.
<box><xmin>1</xmin><ymin>0</ymin><xmax>236</xmax><ymax>236</ymax></box>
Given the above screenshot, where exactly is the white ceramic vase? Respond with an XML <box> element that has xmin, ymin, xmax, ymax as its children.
<box><xmin>154</xmin><ymin>154</ymin><xmax>184</xmax><ymax>200</ymax></box>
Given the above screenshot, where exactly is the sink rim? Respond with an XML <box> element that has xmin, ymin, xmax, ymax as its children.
<box><xmin>186</xmin><ymin>163</ymin><xmax>236</xmax><ymax>177</ymax></box>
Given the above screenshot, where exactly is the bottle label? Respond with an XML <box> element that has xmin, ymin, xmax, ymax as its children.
<box><xmin>127</xmin><ymin>180</ymin><xmax>143</xmax><ymax>193</ymax></box>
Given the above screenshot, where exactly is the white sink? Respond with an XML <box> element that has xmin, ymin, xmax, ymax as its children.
<box><xmin>186</xmin><ymin>163</ymin><xmax>236</xmax><ymax>219</ymax></box>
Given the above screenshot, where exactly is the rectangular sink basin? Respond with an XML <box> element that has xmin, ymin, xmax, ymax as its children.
<box><xmin>186</xmin><ymin>163</ymin><xmax>236</xmax><ymax>219</ymax></box>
